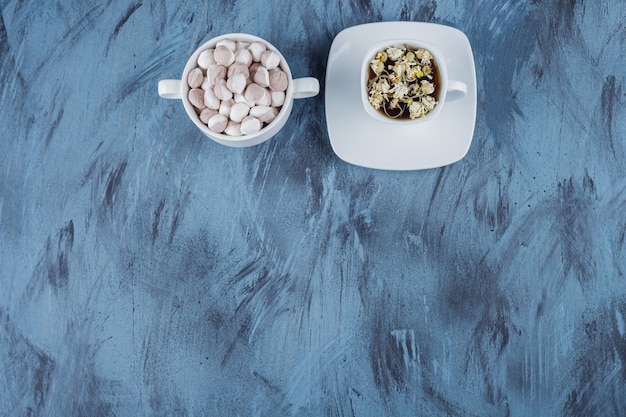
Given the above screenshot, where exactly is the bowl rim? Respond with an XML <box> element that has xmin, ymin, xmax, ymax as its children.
<box><xmin>180</xmin><ymin>33</ymin><xmax>295</xmax><ymax>144</ymax></box>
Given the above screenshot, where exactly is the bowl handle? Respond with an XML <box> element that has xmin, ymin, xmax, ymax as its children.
<box><xmin>158</xmin><ymin>80</ymin><xmax>182</xmax><ymax>99</ymax></box>
<box><xmin>292</xmin><ymin>77</ymin><xmax>320</xmax><ymax>99</ymax></box>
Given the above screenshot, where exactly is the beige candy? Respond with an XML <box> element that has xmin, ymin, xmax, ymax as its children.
<box><xmin>197</xmin><ymin>49</ymin><xmax>215</xmax><ymax>69</ymax></box>
<box><xmin>201</xmin><ymin>75</ymin><xmax>211</xmax><ymax>91</ymax></box>
<box><xmin>234</xmin><ymin>93</ymin><xmax>256</xmax><ymax>108</ymax></box>
<box><xmin>188</xmin><ymin>88</ymin><xmax>205</xmax><ymax>109</ymax></box>
<box><xmin>270</xmin><ymin>90</ymin><xmax>285</xmax><ymax>107</ymax></box>
<box><xmin>253</xmin><ymin>66</ymin><xmax>270</xmax><ymax>88</ymax></box>
<box><xmin>269</xmin><ymin>68</ymin><xmax>288</xmax><ymax>91</ymax></box>
<box><xmin>240</xmin><ymin>116</ymin><xmax>263</xmax><ymax>135</ymax></box>
<box><xmin>244</xmin><ymin>83</ymin><xmax>265</xmax><ymax>104</ymax></box>
<box><xmin>248</xmin><ymin>42</ymin><xmax>266</xmax><ymax>62</ymax></box>
<box><xmin>226</xmin><ymin>73</ymin><xmax>247</xmax><ymax>94</ymax></box>
<box><xmin>214</xmin><ymin>45</ymin><xmax>235</xmax><ymax>66</ymax></box>
<box><xmin>230</xmin><ymin>102</ymin><xmax>250</xmax><ymax>123</ymax></box>
<box><xmin>261</xmin><ymin>50</ymin><xmax>281</xmax><ymax>70</ymax></box>
<box><xmin>248</xmin><ymin>63</ymin><xmax>261</xmax><ymax>80</ymax></box>
<box><xmin>244</xmin><ymin>83</ymin><xmax>271</xmax><ymax>106</ymax></box>
<box><xmin>219</xmin><ymin>99</ymin><xmax>234</xmax><ymax>117</ymax></box>
<box><xmin>236</xmin><ymin>41</ymin><xmax>250</xmax><ymax>50</ymax></box>
<box><xmin>208</xmin><ymin>114</ymin><xmax>229</xmax><ymax>133</ymax></box>
<box><xmin>207</xmin><ymin>65</ymin><xmax>227</xmax><ymax>86</ymax></box>
<box><xmin>224</xmin><ymin>120</ymin><xmax>243</xmax><ymax>136</ymax></box>
<box><xmin>234</xmin><ymin>48</ymin><xmax>252</xmax><ymax>66</ymax></box>
<box><xmin>250</xmin><ymin>105</ymin><xmax>278</xmax><ymax>123</ymax></box>
<box><xmin>199</xmin><ymin>108</ymin><xmax>218</xmax><ymax>124</ymax></box>
<box><xmin>216</xmin><ymin>39</ymin><xmax>237</xmax><ymax>52</ymax></box>
<box><xmin>214</xmin><ymin>79</ymin><xmax>233</xmax><ymax>101</ymax></box>
<box><xmin>227</xmin><ymin>63</ymin><xmax>250</xmax><ymax>79</ymax></box>
<box><xmin>187</xmin><ymin>68</ymin><xmax>204</xmax><ymax>88</ymax></box>
<box><xmin>258</xmin><ymin>89</ymin><xmax>272</xmax><ymax>106</ymax></box>
<box><xmin>204</xmin><ymin>88</ymin><xmax>220</xmax><ymax>110</ymax></box>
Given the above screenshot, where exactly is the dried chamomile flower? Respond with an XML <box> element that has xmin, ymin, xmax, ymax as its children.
<box><xmin>386</xmin><ymin>46</ymin><xmax>405</xmax><ymax>61</ymax></box>
<box><xmin>377</xmin><ymin>78</ymin><xmax>390</xmax><ymax>94</ymax></box>
<box><xmin>421</xmin><ymin>95</ymin><xmax>437</xmax><ymax>111</ymax></box>
<box><xmin>409</xmin><ymin>101</ymin><xmax>426</xmax><ymax>119</ymax></box>
<box><xmin>420</xmin><ymin>80</ymin><xmax>435</xmax><ymax>95</ymax></box>
<box><xmin>370</xmin><ymin>59</ymin><xmax>384</xmax><ymax>75</ymax></box>
<box><xmin>391</xmin><ymin>81</ymin><xmax>409</xmax><ymax>99</ymax></box>
<box><xmin>415</xmin><ymin>48</ymin><xmax>433</xmax><ymax>65</ymax></box>
<box><xmin>368</xmin><ymin>92</ymin><xmax>384</xmax><ymax>109</ymax></box>
<box><xmin>392</xmin><ymin>62</ymin><xmax>405</xmax><ymax>77</ymax></box>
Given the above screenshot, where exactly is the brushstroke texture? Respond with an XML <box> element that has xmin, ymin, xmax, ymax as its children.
<box><xmin>1</xmin><ymin>0</ymin><xmax>625</xmax><ymax>416</ymax></box>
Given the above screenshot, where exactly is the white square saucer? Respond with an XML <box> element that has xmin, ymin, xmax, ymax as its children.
<box><xmin>325</xmin><ymin>22</ymin><xmax>477</xmax><ymax>170</ymax></box>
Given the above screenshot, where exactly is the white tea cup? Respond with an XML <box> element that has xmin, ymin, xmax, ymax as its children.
<box><xmin>361</xmin><ymin>40</ymin><xmax>466</xmax><ymax>124</ymax></box>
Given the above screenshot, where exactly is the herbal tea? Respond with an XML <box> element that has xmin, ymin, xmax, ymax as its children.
<box><xmin>366</xmin><ymin>44</ymin><xmax>440</xmax><ymax>120</ymax></box>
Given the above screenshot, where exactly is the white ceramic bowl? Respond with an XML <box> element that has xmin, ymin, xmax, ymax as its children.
<box><xmin>158</xmin><ymin>33</ymin><xmax>319</xmax><ymax>147</ymax></box>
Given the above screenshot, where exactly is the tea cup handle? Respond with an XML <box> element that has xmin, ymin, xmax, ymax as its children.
<box><xmin>292</xmin><ymin>77</ymin><xmax>320</xmax><ymax>99</ymax></box>
<box><xmin>446</xmin><ymin>80</ymin><xmax>467</xmax><ymax>101</ymax></box>
<box><xmin>158</xmin><ymin>80</ymin><xmax>182</xmax><ymax>99</ymax></box>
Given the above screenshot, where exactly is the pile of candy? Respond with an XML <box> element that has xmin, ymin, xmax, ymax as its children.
<box><xmin>187</xmin><ymin>38</ymin><xmax>289</xmax><ymax>136</ymax></box>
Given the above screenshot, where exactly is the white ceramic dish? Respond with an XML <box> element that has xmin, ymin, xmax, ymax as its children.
<box><xmin>325</xmin><ymin>22</ymin><xmax>477</xmax><ymax>170</ymax></box>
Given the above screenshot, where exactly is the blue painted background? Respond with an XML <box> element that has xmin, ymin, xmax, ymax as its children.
<box><xmin>1</xmin><ymin>1</ymin><xmax>625</xmax><ymax>416</ymax></box>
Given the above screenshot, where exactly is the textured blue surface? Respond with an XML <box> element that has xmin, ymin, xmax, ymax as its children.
<box><xmin>1</xmin><ymin>1</ymin><xmax>626</xmax><ymax>416</ymax></box>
